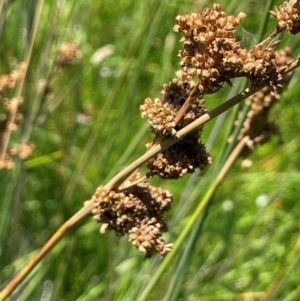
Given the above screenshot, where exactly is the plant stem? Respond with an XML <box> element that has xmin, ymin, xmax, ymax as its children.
<box><xmin>137</xmin><ymin>136</ymin><xmax>250</xmax><ymax>301</ymax></box>
<box><xmin>0</xmin><ymin>56</ymin><xmax>299</xmax><ymax>301</ymax></box>
<box><xmin>0</xmin><ymin>202</ymin><xmax>93</xmax><ymax>301</ymax></box>
<box><xmin>174</xmin><ymin>86</ymin><xmax>199</xmax><ymax>124</ymax></box>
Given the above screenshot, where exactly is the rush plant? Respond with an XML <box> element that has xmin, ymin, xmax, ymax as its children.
<box><xmin>1</xmin><ymin>1</ymin><xmax>300</xmax><ymax>300</ymax></box>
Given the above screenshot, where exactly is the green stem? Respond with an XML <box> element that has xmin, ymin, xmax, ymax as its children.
<box><xmin>1</xmin><ymin>55</ymin><xmax>299</xmax><ymax>300</ymax></box>
<box><xmin>138</xmin><ymin>136</ymin><xmax>250</xmax><ymax>301</ymax></box>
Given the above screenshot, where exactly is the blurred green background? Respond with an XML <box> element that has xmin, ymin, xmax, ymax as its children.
<box><xmin>1</xmin><ymin>0</ymin><xmax>300</xmax><ymax>300</ymax></box>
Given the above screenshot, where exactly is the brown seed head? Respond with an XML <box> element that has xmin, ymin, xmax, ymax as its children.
<box><xmin>270</xmin><ymin>0</ymin><xmax>300</xmax><ymax>34</ymax></box>
<box><xmin>56</xmin><ymin>42</ymin><xmax>82</xmax><ymax>68</ymax></box>
<box><xmin>174</xmin><ymin>4</ymin><xmax>247</xmax><ymax>94</ymax></box>
<box><xmin>90</xmin><ymin>173</ymin><xmax>173</xmax><ymax>257</ymax></box>
<box><xmin>236</xmin><ymin>47</ymin><xmax>294</xmax><ymax>156</ymax></box>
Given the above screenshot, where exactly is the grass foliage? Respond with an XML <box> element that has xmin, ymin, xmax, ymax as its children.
<box><xmin>1</xmin><ymin>0</ymin><xmax>300</xmax><ymax>300</ymax></box>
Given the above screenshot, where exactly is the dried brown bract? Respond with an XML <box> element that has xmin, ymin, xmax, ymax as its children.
<box><xmin>89</xmin><ymin>173</ymin><xmax>173</xmax><ymax>257</ymax></box>
<box><xmin>270</xmin><ymin>0</ymin><xmax>300</xmax><ymax>34</ymax></box>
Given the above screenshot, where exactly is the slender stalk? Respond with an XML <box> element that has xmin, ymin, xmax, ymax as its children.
<box><xmin>0</xmin><ymin>0</ymin><xmax>4</xmax><ymax>22</ymax></box>
<box><xmin>0</xmin><ymin>0</ymin><xmax>45</xmax><ymax>164</ymax></box>
<box><xmin>137</xmin><ymin>136</ymin><xmax>250</xmax><ymax>301</ymax></box>
<box><xmin>0</xmin><ymin>203</ymin><xmax>92</xmax><ymax>301</ymax></box>
<box><xmin>0</xmin><ymin>90</ymin><xmax>248</xmax><ymax>300</ymax></box>
<box><xmin>174</xmin><ymin>86</ymin><xmax>199</xmax><ymax>124</ymax></box>
<box><xmin>106</xmin><ymin>54</ymin><xmax>300</xmax><ymax>190</ymax></box>
<box><xmin>1</xmin><ymin>56</ymin><xmax>299</xmax><ymax>301</ymax></box>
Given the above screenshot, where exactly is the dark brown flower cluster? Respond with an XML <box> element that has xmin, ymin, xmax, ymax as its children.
<box><xmin>91</xmin><ymin>3</ymin><xmax>298</xmax><ymax>256</ymax></box>
<box><xmin>236</xmin><ymin>47</ymin><xmax>294</xmax><ymax>156</ymax></box>
<box><xmin>55</xmin><ymin>42</ymin><xmax>82</xmax><ymax>68</ymax></box>
<box><xmin>270</xmin><ymin>0</ymin><xmax>300</xmax><ymax>35</ymax></box>
<box><xmin>174</xmin><ymin>4</ymin><xmax>279</xmax><ymax>92</ymax></box>
<box><xmin>146</xmin><ymin>131</ymin><xmax>211</xmax><ymax>179</ymax></box>
<box><xmin>89</xmin><ymin>173</ymin><xmax>173</xmax><ymax>257</ymax></box>
<box><xmin>140</xmin><ymin>79</ymin><xmax>210</xmax><ymax>179</ymax></box>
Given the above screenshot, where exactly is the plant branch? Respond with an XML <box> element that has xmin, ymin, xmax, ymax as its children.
<box><xmin>137</xmin><ymin>135</ymin><xmax>250</xmax><ymax>301</ymax></box>
<box><xmin>1</xmin><ymin>55</ymin><xmax>299</xmax><ymax>301</ymax></box>
<box><xmin>174</xmin><ymin>86</ymin><xmax>199</xmax><ymax>124</ymax></box>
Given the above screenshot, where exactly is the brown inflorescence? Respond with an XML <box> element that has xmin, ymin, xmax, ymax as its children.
<box><xmin>91</xmin><ymin>3</ymin><xmax>298</xmax><ymax>256</ymax></box>
<box><xmin>55</xmin><ymin>42</ymin><xmax>82</xmax><ymax>68</ymax></box>
<box><xmin>0</xmin><ymin>63</ymin><xmax>26</xmax><ymax>93</ymax></box>
<box><xmin>140</xmin><ymin>79</ymin><xmax>210</xmax><ymax>179</ymax></box>
<box><xmin>270</xmin><ymin>0</ymin><xmax>300</xmax><ymax>35</ymax></box>
<box><xmin>146</xmin><ymin>131</ymin><xmax>211</xmax><ymax>179</ymax></box>
<box><xmin>9</xmin><ymin>143</ymin><xmax>35</xmax><ymax>159</ymax></box>
<box><xmin>174</xmin><ymin>4</ymin><xmax>280</xmax><ymax>93</ymax></box>
<box><xmin>89</xmin><ymin>173</ymin><xmax>173</xmax><ymax>257</ymax></box>
<box><xmin>0</xmin><ymin>63</ymin><xmax>31</xmax><ymax>169</ymax></box>
<box><xmin>236</xmin><ymin>47</ymin><xmax>294</xmax><ymax>156</ymax></box>
<box><xmin>140</xmin><ymin>79</ymin><xmax>206</xmax><ymax>137</ymax></box>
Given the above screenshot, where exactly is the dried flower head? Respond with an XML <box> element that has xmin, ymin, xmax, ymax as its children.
<box><xmin>9</xmin><ymin>143</ymin><xmax>35</xmax><ymax>159</ymax></box>
<box><xmin>236</xmin><ymin>47</ymin><xmax>294</xmax><ymax>156</ymax></box>
<box><xmin>243</xmin><ymin>43</ymin><xmax>279</xmax><ymax>89</ymax></box>
<box><xmin>0</xmin><ymin>63</ymin><xmax>26</xmax><ymax>93</ymax></box>
<box><xmin>0</xmin><ymin>154</ymin><xmax>14</xmax><ymax>169</ymax></box>
<box><xmin>146</xmin><ymin>131</ymin><xmax>211</xmax><ymax>179</ymax></box>
<box><xmin>140</xmin><ymin>79</ymin><xmax>206</xmax><ymax>137</ymax></box>
<box><xmin>174</xmin><ymin>4</ymin><xmax>280</xmax><ymax>93</ymax></box>
<box><xmin>0</xmin><ymin>63</ymin><xmax>32</xmax><ymax>170</ymax></box>
<box><xmin>270</xmin><ymin>0</ymin><xmax>300</xmax><ymax>35</ymax></box>
<box><xmin>140</xmin><ymin>78</ymin><xmax>210</xmax><ymax>179</ymax></box>
<box><xmin>56</xmin><ymin>42</ymin><xmax>82</xmax><ymax>68</ymax></box>
<box><xmin>89</xmin><ymin>173</ymin><xmax>173</xmax><ymax>257</ymax></box>
<box><xmin>173</xmin><ymin>4</ymin><xmax>246</xmax><ymax>93</ymax></box>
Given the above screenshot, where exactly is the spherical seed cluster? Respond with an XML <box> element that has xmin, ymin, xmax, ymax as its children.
<box><xmin>146</xmin><ymin>131</ymin><xmax>211</xmax><ymax>179</ymax></box>
<box><xmin>128</xmin><ymin>219</ymin><xmax>173</xmax><ymax>257</ymax></box>
<box><xmin>56</xmin><ymin>42</ymin><xmax>82</xmax><ymax>68</ymax></box>
<box><xmin>173</xmin><ymin>4</ymin><xmax>279</xmax><ymax>92</ymax></box>
<box><xmin>140</xmin><ymin>79</ymin><xmax>207</xmax><ymax>137</ymax></box>
<box><xmin>173</xmin><ymin>4</ymin><xmax>245</xmax><ymax>93</ymax></box>
<box><xmin>244</xmin><ymin>44</ymin><xmax>279</xmax><ymax>89</ymax></box>
<box><xmin>140</xmin><ymin>97</ymin><xmax>177</xmax><ymax>137</ymax></box>
<box><xmin>270</xmin><ymin>0</ymin><xmax>300</xmax><ymax>35</ymax></box>
<box><xmin>89</xmin><ymin>174</ymin><xmax>173</xmax><ymax>257</ymax></box>
<box><xmin>236</xmin><ymin>47</ymin><xmax>294</xmax><ymax>156</ymax></box>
